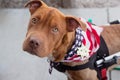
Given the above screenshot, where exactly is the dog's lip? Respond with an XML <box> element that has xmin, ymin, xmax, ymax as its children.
<box><xmin>29</xmin><ymin>50</ymin><xmax>38</xmax><ymax>55</ymax></box>
<box><xmin>24</xmin><ymin>48</ymin><xmax>38</xmax><ymax>56</ymax></box>
<box><xmin>23</xmin><ymin>46</ymin><xmax>41</xmax><ymax>57</ymax></box>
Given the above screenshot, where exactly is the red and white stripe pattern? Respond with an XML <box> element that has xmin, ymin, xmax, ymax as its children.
<box><xmin>63</xmin><ymin>18</ymin><xmax>103</xmax><ymax>62</ymax></box>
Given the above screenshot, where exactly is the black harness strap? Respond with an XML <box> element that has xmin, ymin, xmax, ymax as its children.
<box><xmin>95</xmin><ymin>36</ymin><xmax>109</xmax><ymax>80</ymax></box>
<box><xmin>96</xmin><ymin>36</ymin><xmax>109</xmax><ymax>60</ymax></box>
<box><xmin>51</xmin><ymin>52</ymin><xmax>97</xmax><ymax>73</ymax></box>
<box><xmin>50</xmin><ymin>36</ymin><xmax>109</xmax><ymax>80</ymax></box>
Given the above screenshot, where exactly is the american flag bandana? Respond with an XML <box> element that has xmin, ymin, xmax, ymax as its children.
<box><xmin>63</xmin><ymin>18</ymin><xmax>103</xmax><ymax>62</ymax></box>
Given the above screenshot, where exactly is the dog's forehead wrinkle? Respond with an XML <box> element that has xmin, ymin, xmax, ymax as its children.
<box><xmin>41</xmin><ymin>9</ymin><xmax>64</xmax><ymax>29</ymax></box>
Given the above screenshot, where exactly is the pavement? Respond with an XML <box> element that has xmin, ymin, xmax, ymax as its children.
<box><xmin>0</xmin><ymin>8</ymin><xmax>120</xmax><ymax>80</ymax></box>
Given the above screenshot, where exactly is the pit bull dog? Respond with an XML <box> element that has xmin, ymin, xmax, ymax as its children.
<box><xmin>23</xmin><ymin>0</ymin><xmax>120</xmax><ymax>80</ymax></box>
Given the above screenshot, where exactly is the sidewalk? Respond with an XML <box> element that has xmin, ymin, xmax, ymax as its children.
<box><xmin>0</xmin><ymin>8</ymin><xmax>120</xmax><ymax>80</ymax></box>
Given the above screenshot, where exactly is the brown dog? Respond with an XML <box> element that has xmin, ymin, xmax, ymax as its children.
<box><xmin>23</xmin><ymin>0</ymin><xmax>120</xmax><ymax>80</ymax></box>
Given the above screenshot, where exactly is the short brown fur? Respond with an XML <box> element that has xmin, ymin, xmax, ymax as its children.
<box><xmin>23</xmin><ymin>0</ymin><xmax>120</xmax><ymax>80</ymax></box>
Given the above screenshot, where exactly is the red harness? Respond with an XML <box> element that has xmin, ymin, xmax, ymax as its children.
<box><xmin>101</xmin><ymin>68</ymin><xmax>107</xmax><ymax>80</ymax></box>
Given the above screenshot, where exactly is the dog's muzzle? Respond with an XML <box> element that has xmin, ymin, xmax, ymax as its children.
<box><xmin>23</xmin><ymin>36</ymin><xmax>40</xmax><ymax>55</ymax></box>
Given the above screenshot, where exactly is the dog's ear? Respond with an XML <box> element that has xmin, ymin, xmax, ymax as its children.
<box><xmin>25</xmin><ymin>0</ymin><xmax>47</xmax><ymax>15</ymax></box>
<box><xmin>66</xmin><ymin>16</ymin><xmax>87</xmax><ymax>32</ymax></box>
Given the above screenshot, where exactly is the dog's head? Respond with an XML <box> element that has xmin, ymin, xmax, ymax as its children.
<box><xmin>23</xmin><ymin>0</ymin><xmax>86</xmax><ymax>61</ymax></box>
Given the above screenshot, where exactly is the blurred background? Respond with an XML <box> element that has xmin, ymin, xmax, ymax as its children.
<box><xmin>0</xmin><ymin>0</ymin><xmax>120</xmax><ymax>8</ymax></box>
<box><xmin>0</xmin><ymin>0</ymin><xmax>120</xmax><ymax>80</ymax></box>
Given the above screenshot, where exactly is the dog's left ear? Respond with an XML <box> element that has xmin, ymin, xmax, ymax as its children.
<box><xmin>66</xmin><ymin>16</ymin><xmax>87</xmax><ymax>32</ymax></box>
<box><xmin>25</xmin><ymin>0</ymin><xmax>47</xmax><ymax>15</ymax></box>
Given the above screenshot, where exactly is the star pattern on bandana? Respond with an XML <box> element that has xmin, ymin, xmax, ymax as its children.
<box><xmin>77</xmin><ymin>44</ymin><xmax>90</xmax><ymax>61</ymax></box>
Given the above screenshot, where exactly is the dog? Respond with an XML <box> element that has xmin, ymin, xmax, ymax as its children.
<box><xmin>23</xmin><ymin>0</ymin><xmax>120</xmax><ymax>80</ymax></box>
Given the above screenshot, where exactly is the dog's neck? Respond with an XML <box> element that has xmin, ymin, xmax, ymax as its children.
<box><xmin>50</xmin><ymin>31</ymin><xmax>76</xmax><ymax>62</ymax></box>
<box><xmin>51</xmin><ymin>27</ymin><xmax>84</xmax><ymax>62</ymax></box>
<box><xmin>66</xmin><ymin>32</ymin><xmax>76</xmax><ymax>54</ymax></box>
<box><xmin>49</xmin><ymin>29</ymin><xmax>89</xmax><ymax>66</ymax></box>
<box><xmin>60</xmin><ymin>29</ymin><xmax>90</xmax><ymax>66</ymax></box>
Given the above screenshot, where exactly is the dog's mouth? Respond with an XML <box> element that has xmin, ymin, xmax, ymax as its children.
<box><xmin>23</xmin><ymin>41</ymin><xmax>51</xmax><ymax>58</ymax></box>
<box><xmin>29</xmin><ymin>50</ymin><xmax>37</xmax><ymax>56</ymax></box>
<box><xmin>23</xmin><ymin>43</ymin><xmax>38</xmax><ymax>56</ymax></box>
<box><xmin>23</xmin><ymin>33</ymin><xmax>55</xmax><ymax>58</ymax></box>
<box><xmin>23</xmin><ymin>47</ymin><xmax>38</xmax><ymax>56</ymax></box>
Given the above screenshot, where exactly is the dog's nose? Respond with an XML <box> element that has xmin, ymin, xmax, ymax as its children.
<box><xmin>29</xmin><ymin>37</ymin><xmax>40</xmax><ymax>49</ymax></box>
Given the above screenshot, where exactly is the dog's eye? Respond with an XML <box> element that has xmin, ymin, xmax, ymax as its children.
<box><xmin>52</xmin><ymin>27</ymin><xmax>59</xmax><ymax>33</ymax></box>
<box><xmin>31</xmin><ymin>17</ymin><xmax>39</xmax><ymax>25</ymax></box>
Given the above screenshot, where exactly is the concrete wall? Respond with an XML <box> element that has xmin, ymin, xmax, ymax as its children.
<box><xmin>62</xmin><ymin>0</ymin><xmax>120</xmax><ymax>8</ymax></box>
<box><xmin>0</xmin><ymin>0</ymin><xmax>120</xmax><ymax>8</ymax></box>
<box><xmin>0</xmin><ymin>0</ymin><xmax>28</xmax><ymax>8</ymax></box>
